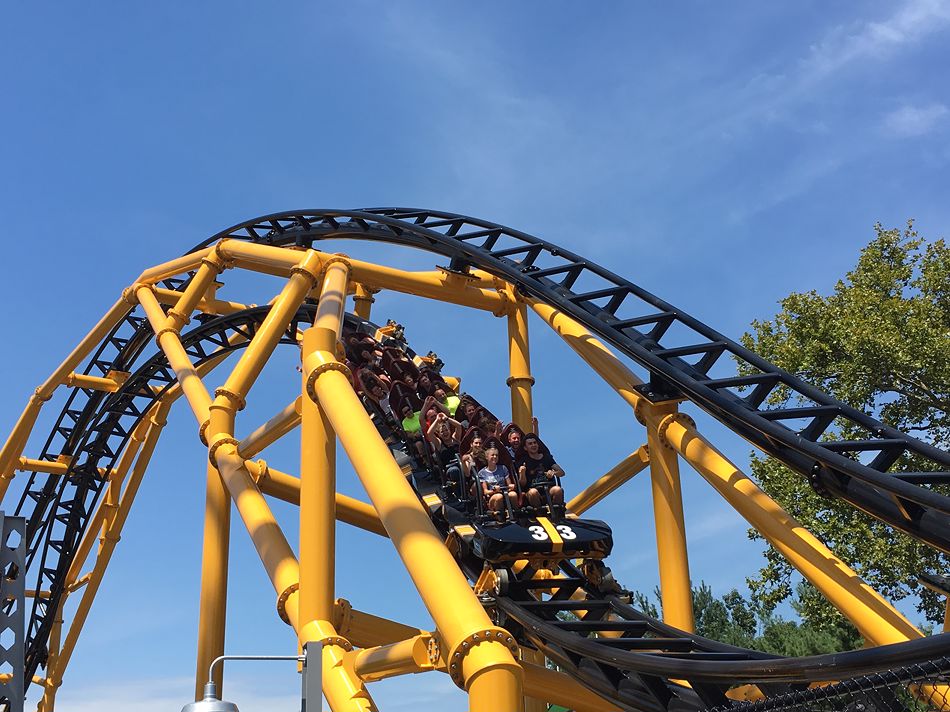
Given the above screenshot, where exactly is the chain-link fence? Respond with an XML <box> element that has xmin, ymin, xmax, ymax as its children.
<box><xmin>709</xmin><ymin>657</ymin><xmax>950</xmax><ymax>711</ymax></box>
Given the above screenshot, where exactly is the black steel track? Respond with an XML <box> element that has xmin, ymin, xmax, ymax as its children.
<box><xmin>7</xmin><ymin>207</ymin><xmax>949</xmax><ymax>701</ymax></box>
<box><xmin>346</xmin><ymin>313</ymin><xmax>950</xmax><ymax>711</ymax></box>
<box><xmin>11</xmin><ymin>303</ymin><xmax>315</xmax><ymax>683</ymax></box>
<box><xmin>190</xmin><ymin>207</ymin><xmax>950</xmax><ymax>553</ymax></box>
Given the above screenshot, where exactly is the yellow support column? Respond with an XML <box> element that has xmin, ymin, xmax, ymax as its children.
<box><xmin>567</xmin><ymin>445</ymin><xmax>650</xmax><ymax>515</ymax></box>
<box><xmin>642</xmin><ymin>404</ymin><xmax>695</xmax><ymax>633</ymax></box>
<box><xmin>303</xmin><ymin>333</ymin><xmax>523</xmax><ymax>712</ymax></box>
<box><xmin>352</xmin><ymin>283</ymin><xmax>377</xmax><ymax>320</ymax></box>
<box><xmin>194</xmin><ymin>460</ymin><xmax>231</xmax><ymax>701</ymax></box>
<box><xmin>299</xmin><ymin>264</ymin><xmax>344</xmax><ymax>633</ymax></box>
<box><xmin>660</xmin><ymin>412</ymin><xmax>921</xmax><ymax>645</ymax></box>
<box><xmin>506</xmin><ymin>301</ymin><xmax>534</xmax><ymax>432</ymax></box>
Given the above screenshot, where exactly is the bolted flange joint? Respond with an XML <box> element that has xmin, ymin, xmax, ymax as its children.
<box><xmin>656</xmin><ymin>412</ymin><xmax>696</xmax><ymax>449</ymax></box>
<box><xmin>214</xmin><ymin>386</ymin><xmax>247</xmax><ymax>412</ymax></box>
<box><xmin>276</xmin><ymin>582</ymin><xmax>299</xmax><ymax>625</ymax></box>
<box><xmin>305</xmin><ymin>359</ymin><xmax>352</xmax><ymax>402</ymax></box>
<box><xmin>207</xmin><ymin>435</ymin><xmax>240</xmax><ymax>466</ymax></box>
<box><xmin>289</xmin><ymin>250</ymin><xmax>325</xmax><ymax>288</ymax></box>
<box><xmin>505</xmin><ymin>375</ymin><xmax>536</xmax><ymax>387</ymax></box>
<box><xmin>446</xmin><ymin>627</ymin><xmax>520</xmax><ymax>688</ymax></box>
<box><xmin>320</xmin><ymin>254</ymin><xmax>352</xmax><ymax>275</ymax></box>
<box><xmin>152</xmin><ymin>326</ymin><xmax>180</xmax><ymax>347</ymax></box>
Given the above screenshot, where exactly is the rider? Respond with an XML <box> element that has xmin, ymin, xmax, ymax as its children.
<box><xmin>517</xmin><ymin>433</ymin><xmax>565</xmax><ymax>510</ymax></box>
<box><xmin>477</xmin><ymin>446</ymin><xmax>516</xmax><ymax>519</ymax></box>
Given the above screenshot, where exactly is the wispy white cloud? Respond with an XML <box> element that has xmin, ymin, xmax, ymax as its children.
<box><xmin>882</xmin><ymin>102</ymin><xmax>949</xmax><ymax>136</ymax></box>
<box><xmin>800</xmin><ymin>0</ymin><xmax>950</xmax><ymax>81</ymax></box>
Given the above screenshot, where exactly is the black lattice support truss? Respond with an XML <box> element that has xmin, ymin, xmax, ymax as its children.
<box><xmin>0</xmin><ymin>514</ymin><xmax>25</xmax><ymax>712</ymax></box>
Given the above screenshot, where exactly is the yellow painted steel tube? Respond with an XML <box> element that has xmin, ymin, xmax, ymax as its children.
<box><xmin>214</xmin><ymin>251</ymin><xmax>321</xmax><ymax>415</ymax></box>
<box><xmin>521</xmin><ymin>661</ymin><xmax>621</xmax><ymax>712</ymax></box>
<box><xmin>567</xmin><ymin>445</ymin><xmax>650</xmax><ymax>515</ymax></box>
<box><xmin>66</xmin><ymin>422</ymin><xmax>147</xmax><ymax>584</ymax></box>
<box><xmin>0</xmin><ymin>394</ymin><xmax>46</xmax><ymax>501</ymax></box>
<box><xmin>40</xmin><ymin>401</ymin><xmax>170</xmax><ymax>706</ymax></box>
<box><xmin>299</xmin><ymin>258</ymin><xmax>348</xmax><ymax>643</ymax></box>
<box><xmin>194</xmin><ymin>460</ymin><xmax>231</xmax><ymax>701</ymax></box>
<box><xmin>16</xmin><ymin>458</ymin><xmax>69</xmax><ymax>476</ymax></box>
<box><xmin>661</xmin><ymin>415</ymin><xmax>922</xmax><ymax>645</ymax></box>
<box><xmin>528</xmin><ymin>299</ymin><xmax>645</xmax><ymax>410</ymax></box>
<box><xmin>351</xmin><ymin>635</ymin><xmax>434</xmax><ymax>682</ymax></box>
<box><xmin>135</xmin><ymin>246</ymin><xmax>215</xmax><ymax>284</ymax></box>
<box><xmin>506</xmin><ymin>302</ymin><xmax>534</xmax><ymax>432</ymax></box>
<box><xmin>0</xmin><ymin>296</ymin><xmax>131</xmax><ymax>498</ymax></box>
<box><xmin>36</xmin><ymin>609</ymin><xmax>64</xmax><ymax>712</ymax></box>
<box><xmin>337</xmin><ymin>604</ymin><xmax>427</xmax><ymax>648</ymax></box>
<box><xmin>305</xmin><ymin>363</ymin><xmax>522</xmax><ymax>708</ymax></box>
<box><xmin>164</xmin><ymin>250</ymin><xmax>227</xmax><ymax>333</ymax></box>
<box><xmin>352</xmin><ymin>283</ymin><xmax>377</xmax><ymax>320</ymax></box>
<box><xmin>64</xmin><ymin>372</ymin><xmax>122</xmax><ymax>392</ymax></box>
<box><xmin>251</xmin><ymin>461</ymin><xmax>387</xmax><ymax>537</ymax></box>
<box><xmin>644</xmin><ymin>406</ymin><xmax>695</xmax><ymax>633</ymax></box>
<box><xmin>153</xmin><ymin>286</ymin><xmax>250</xmax><ymax>317</ymax></box>
<box><xmin>213</xmin><ymin>446</ymin><xmax>302</xmax><ymax>630</ymax></box>
<box><xmin>237</xmin><ymin>397</ymin><xmax>301</xmax><ymax>458</ymax></box>
<box><xmin>136</xmin><ymin>286</ymin><xmax>213</xmax><ymax>425</ymax></box>
<box><xmin>216</xmin><ymin>240</ymin><xmax>507</xmax><ymax>312</ymax></box>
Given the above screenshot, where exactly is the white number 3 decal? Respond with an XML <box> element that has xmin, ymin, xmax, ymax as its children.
<box><xmin>556</xmin><ymin>525</ymin><xmax>576</xmax><ymax>540</ymax></box>
<box><xmin>528</xmin><ymin>525</ymin><xmax>548</xmax><ymax>541</ymax></box>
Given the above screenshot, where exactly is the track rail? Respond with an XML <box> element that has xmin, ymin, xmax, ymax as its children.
<box><xmin>191</xmin><ymin>207</ymin><xmax>950</xmax><ymax>552</ymax></box>
<box><xmin>347</xmin><ymin>313</ymin><xmax>950</xmax><ymax>711</ymax></box>
<box><xmin>8</xmin><ymin>207</ymin><xmax>949</xmax><ymax>701</ymax></box>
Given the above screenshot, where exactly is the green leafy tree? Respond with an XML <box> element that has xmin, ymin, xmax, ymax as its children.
<box><xmin>635</xmin><ymin>582</ymin><xmax>862</xmax><ymax>654</ymax></box>
<box><xmin>739</xmin><ymin>221</ymin><xmax>950</xmax><ymax>625</ymax></box>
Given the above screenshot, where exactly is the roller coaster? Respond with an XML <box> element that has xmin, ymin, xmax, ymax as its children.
<box><xmin>1</xmin><ymin>207</ymin><xmax>949</xmax><ymax>712</ymax></box>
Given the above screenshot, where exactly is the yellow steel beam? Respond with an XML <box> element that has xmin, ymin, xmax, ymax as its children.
<box><xmin>208</xmin><ymin>250</ymin><xmax>320</xmax><ymax>424</ymax></box>
<box><xmin>298</xmin><ymin>259</ymin><xmax>379</xmax><ymax>712</ymax></box>
<box><xmin>216</xmin><ymin>240</ymin><xmax>509</xmax><ymax>313</ymax></box>
<box><xmin>567</xmin><ymin>445</ymin><xmax>650</xmax><ymax>515</ymax></box>
<box><xmin>660</xmin><ymin>412</ymin><xmax>922</xmax><ymax>645</ymax></box>
<box><xmin>15</xmin><ymin>457</ymin><xmax>70</xmax><ymax>476</ymax></box>
<box><xmin>506</xmin><ymin>300</ymin><xmax>535</xmax><ymax>432</ymax></box>
<box><xmin>302</xmin><ymin>337</ymin><xmax>523</xmax><ymax>711</ymax></box>
<box><xmin>40</xmin><ymin>400</ymin><xmax>170</xmax><ymax>710</ymax></box>
<box><xmin>152</xmin><ymin>286</ymin><xmax>250</xmax><ymax>317</ymax></box>
<box><xmin>335</xmin><ymin>602</ymin><xmax>427</xmax><ymax>648</ymax></box>
<box><xmin>299</xmin><ymin>257</ymin><xmax>347</xmax><ymax>638</ymax></box>
<box><xmin>0</xmin><ymin>295</ymin><xmax>131</xmax><ymax>500</ymax></box>
<box><xmin>162</xmin><ymin>249</ymin><xmax>228</xmax><ymax>333</ymax></box>
<box><xmin>237</xmin><ymin>397</ymin><xmax>302</xmax><ymax>459</ymax></box>
<box><xmin>136</xmin><ymin>285</ymin><xmax>213</xmax><ymax>426</ymax></box>
<box><xmin>350</xmin><ymin>635</ymin><xmax>436</xmax><ymax>682</ymax></box>
<box><xmin>352</xmin><ymin>283</ymin><xmax>378</xmax><ymax>320</ymax></box>
<box><xmin>528</xmin><ymin>298</ymin><xmax>646</xmax><ymax>411</ymax></box>
<box><xmin>63</xmin><ymin>372</ymin><xmax>127</xmax><ymax>393</ymax></box>
<box><xmin>134</xmin><ymin>246</ymin><xmax>216</xmax><ymax>284</ymax></box>
<box><xmin>194</xmin><ymin>459</ymin><xmax>231</xmax><ymax>701</ymax></box>
<box><xmin>521</xmin><ymin>661</ymin><xmax>621</xmax><ymax>712</ymax></box>
<box><xmin>643</xmin><ymin>404</ymin><xmax>695</xmax><ymax>633</ymax></box>
<box><xmin>249</xmin><ymin>460</ymin><xmax>386</xmax><ymax>537</ymax></box>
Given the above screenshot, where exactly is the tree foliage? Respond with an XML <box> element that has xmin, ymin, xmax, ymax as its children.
<box><xmin>636</xmin><ymin>582</ymin><xmax>862</xmax><ymax>655</ymax></box>
<box><xmin>739</xmin><ymin>221</ymin><xmax>950</xmax><ymax>625</ymax></box>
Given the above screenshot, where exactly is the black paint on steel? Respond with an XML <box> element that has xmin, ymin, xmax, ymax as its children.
<box><xmin>9</xmin><ymin>208</ymin><xmax>950</xmax><ymax>700</ymax></box>
<box><xmin>189</xmin><ymin>208</ymin><xmax>950</xmax><ymax>552</ymax></box>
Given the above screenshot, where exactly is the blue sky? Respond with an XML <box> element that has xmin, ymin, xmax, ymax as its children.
<box><xmin>2</xmin><ymin>2</ymin><xmax>949</xmax><ymax>710</ymax></box>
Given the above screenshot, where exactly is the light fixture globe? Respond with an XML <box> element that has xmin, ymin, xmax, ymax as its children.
<box><xmin>180</xmin><ymin>682</ymin><xmax>240</xmax><ymax>712</ymax></box>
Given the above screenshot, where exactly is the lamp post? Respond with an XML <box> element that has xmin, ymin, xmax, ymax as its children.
<box><xmin>181</xmin><ymin>644</ymin><xmax>321</xmax><ymax>712</ymax></box>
